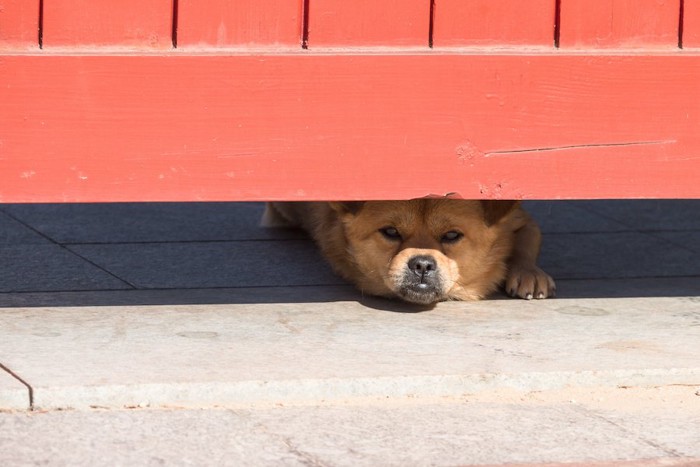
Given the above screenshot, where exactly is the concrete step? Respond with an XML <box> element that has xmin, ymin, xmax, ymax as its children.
<box><xmin>2</xmin><ymin>294</ymin><xmax>699</xmax><ymax>411</ymax></box>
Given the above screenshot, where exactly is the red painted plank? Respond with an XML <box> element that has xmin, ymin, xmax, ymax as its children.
<box><xmin>42</xmin><ymin>0</ymin><xmax>173</xmax><ymax>48</ymax></box>
<box><xmin>432</xmin><ymin>0</ymin><xmax>555</xmax><ymax>47</ymax></box>
<box><xmin>685</xmin><ymin>0</ymin><xmax>700</xmax><ymax>48</ymax></box>
<box><xmin>308</xmin><ymin>0</ymin><xmax>429</xmax><ymax>47</ymax></box>
<box><xmin>1</xmin><ymin>53</ymin><xmax>699</xmax><ymax>202</ymax></box>
<box><xmin>177</xmin><ymin>0</ymin><xmax>303</xmax><ymax>48</ymax></box>
<box><xmin>0</xmin><ymin>0</ymin><xmax>40</xmax><ymax>49</ymax></box>
<box><xmin>559</xmin><ymin>0</ymin><xmax>681</xmax><ymax>48</ymax></box>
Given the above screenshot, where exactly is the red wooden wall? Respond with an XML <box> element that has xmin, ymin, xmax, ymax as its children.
<box><xmin>1</xmin><ymin>0</ymin><xmax>699</xmax><ymax>202</ymax></box>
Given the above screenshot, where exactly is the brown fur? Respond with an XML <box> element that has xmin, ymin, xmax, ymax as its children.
<box><xmin>262</xmin><ymin>200</ymin><xmax>555</xmax><ymax>304</ymax></box>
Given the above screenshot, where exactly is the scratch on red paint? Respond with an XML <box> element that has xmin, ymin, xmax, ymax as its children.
<box><xmin>483</xmin><ymin>140</ymin><xmax>676</xmax><ymax>157</ymax></box>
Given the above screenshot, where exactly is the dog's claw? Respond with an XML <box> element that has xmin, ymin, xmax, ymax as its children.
<box><xmin>506</xmin><ymin>264</ymin><xmax>555</xmax><ymax>301</ymax></box>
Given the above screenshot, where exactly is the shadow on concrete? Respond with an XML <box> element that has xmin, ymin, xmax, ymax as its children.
<box><xmin>2</xmin><ymin>278</ymin><xmax>698</xmax><ymax>309</ymax></box>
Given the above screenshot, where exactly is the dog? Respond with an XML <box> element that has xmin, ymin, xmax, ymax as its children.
<box><xmin>262</xmin><ymin>200</ymin><xmax>554</xmax><ymax>305</ymax></box>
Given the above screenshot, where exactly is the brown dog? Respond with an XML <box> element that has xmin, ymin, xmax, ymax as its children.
<box><xmin>262</xmin><ymin>200</ymin><xmax>554</xmax><ymax>304</ymax></box>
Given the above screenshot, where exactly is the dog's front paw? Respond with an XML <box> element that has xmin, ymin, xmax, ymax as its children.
<box><xmin>505</xmin><ymin>265</ymin><xmax>556</xmax><ymax>300</ymax></box>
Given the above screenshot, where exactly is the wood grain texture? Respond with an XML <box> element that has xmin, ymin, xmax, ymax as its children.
<box><xmin>432</xmin><ymin>0</ymin><xmax>556</xmax><ymax>47</ymax></box>
<box><xmin>685</xmin><ymin>0</ymin><xmax>700</xmax><ymax>48</ymax></box>
<box><xmin>2</xmin><ymin>53</ymin><xmax>699</xmax><ymax>202</ymax></box>
<box><xmin>177</xmin><ymin>0</ymin><xmax>303</xmax><ymax>48</ymax></box>
<box><xmin>0</xmin><ymin>0</ymin><xmax>40</xmax><ymax>49</ymax></box>
<box><xmin>42</xmin><ymin>0</ymin><xmax>173</xmax><ymax>48</ymax></box>
<box><xmin>559</xmin><ymin>0</ymin><xmax>681</xmax><ymax>48</ymax></box>
<box><xmin>308</xmin><ymin>0</ymin><xmax>429</xmax><ymax>47</ymax></box>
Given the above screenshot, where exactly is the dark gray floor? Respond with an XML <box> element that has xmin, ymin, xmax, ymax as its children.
<box><xmin>1</xmin><ymin>201</ymin><xmax>699</xmax><ymax>306</ymax></box>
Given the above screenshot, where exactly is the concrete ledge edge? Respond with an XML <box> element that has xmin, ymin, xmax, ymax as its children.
<box><xmin>29</xmin><ymin>367</ymin><xmax>700</xmax><ymax>411</ymax></box>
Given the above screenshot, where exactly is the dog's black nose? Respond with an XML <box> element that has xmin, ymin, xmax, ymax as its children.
<box><xmin>408</xmin><ymin>255</ymin><xmax>437</xmax><ymax>281</ymax></box>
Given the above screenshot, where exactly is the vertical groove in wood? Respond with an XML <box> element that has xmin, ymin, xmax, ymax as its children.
<box><xmin>428</xmin><ymin>0</ymin><xmax>435</xmax><ymax>48</ymax></box>
<box><xmin>302</xmin><ymin>0</ymin><xmax>310</xmax><ymax>49</ymax></box>
<box><xmin>171</xmin><ymin>0</ymin><xmax>179</xmax><ymax>48</ymax></box>
<box><xmin>38</xmin><ymin>0</ymin><xmax>44</xmax><ymax>48</ymax></box>
<box><xmin>554</xmin><ymin>0</ymin><xmax>562</xmax><ymax>47</ymax></box>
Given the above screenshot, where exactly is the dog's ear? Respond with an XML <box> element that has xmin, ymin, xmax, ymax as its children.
<box><xmin>481</xmin><ymin>200</ymin><xmax>520</xmax><ymax>226</ymax></box>
<box><xmin>328</xmin><ymin>201</ymin><xmax>365</xmax><ymax>215</ymax></box>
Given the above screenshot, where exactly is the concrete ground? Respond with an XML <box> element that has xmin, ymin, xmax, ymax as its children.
<box><xmin>1</xmin><ymin>200</ymin><xmax>699</xmax><ymax>466</ymax></box>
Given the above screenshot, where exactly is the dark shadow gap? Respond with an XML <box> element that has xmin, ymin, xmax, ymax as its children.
<box><xmin>171</xmin><ymin>0</ymin><xmax>179</xmax><ymax>48</ymax></box>
<box><xmin>38</xmin><ymin>0</ymin><xmax>44</xmax><ymax>49</ymax></box>
<box><xmin>1</xmin><ymin>200</ymin><xmax>698</xmax><ymax>307</ymax></box>
<box><xmin>1</xmin><ymin>278</ymin><xmax>699</xmax><ymax>308</ymax></box>
<box><xmin>302</xmin><ymin>0</ymin><xmax>310</xmax><ymax>49</ymax></box>
<box><xmin>554</xmin><ymin>0</ymin><xmax>562</xmax><ymax>48</ymax></box>
<box><xmin>679</xmin><ymin>0</ymin><xmax>685</xmax><ymax>49</ymax></box>
<box><xmin>428</xmin><ymin>0</ymin><xmax>435</xmax><ymax>48</ymax></box>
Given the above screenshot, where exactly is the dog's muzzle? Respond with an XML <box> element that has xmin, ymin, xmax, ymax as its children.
<box><xmin>398</xmin><ymin>255</ymin><xmax>444</xmax><ymax>304</ymax></box>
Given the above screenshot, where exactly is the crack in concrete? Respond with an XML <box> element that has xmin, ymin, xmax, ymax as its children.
<box><xmin>281</xmin><ymin>437</ymin><xmax>331</xmax><ymax>467</ymax></box>
<box><xmin>0</xmin><ymin>362</ymin><xmax>34</xmax><ymax>410</ymax></box>
<box><xmin>577</xmin><ymin>406</ymin><xmax>688</xmax><ymax>458</ymax></box>
<box><xmin>253</xmin><ymin>420</ymin><xmax>330</xmax><ymax>466</ymax></box>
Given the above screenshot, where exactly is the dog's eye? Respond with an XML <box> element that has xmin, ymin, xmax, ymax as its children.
<box><xmin>441</xmin><ymin>231</ymin><xmax>463</xmax><ymax>243</ymax></box>
<box><xmin>379</xmin><ymin>226</ymin><xmax>401</xmax><ymax>240</ymax></box>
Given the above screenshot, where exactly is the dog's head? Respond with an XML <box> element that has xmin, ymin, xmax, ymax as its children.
<box><xmin>330</xmin><ymin>199</ymin><xmax>519</xmax><ymax>304</ymax></box>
